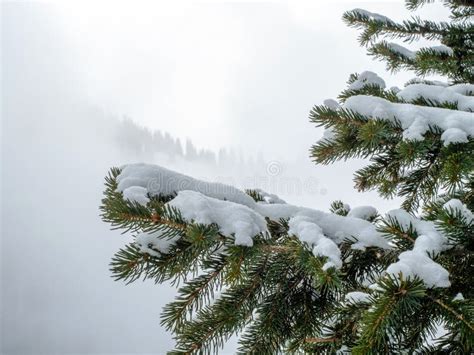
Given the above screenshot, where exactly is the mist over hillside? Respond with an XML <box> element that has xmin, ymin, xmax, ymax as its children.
<box><xmin>0</xmin><ymin>4</ymin><xmax>302</xmax><ymax>353</ymax></box>
<box><xmin>113</xmin><ymin>117</ymin><xmax>266</xmax><ymax>170</ymax></box>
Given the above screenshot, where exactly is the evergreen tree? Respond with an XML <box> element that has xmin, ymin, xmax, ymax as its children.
<box><xmin>100</xmin><ymin>1</ymin><xmax>473</xmax><ymax>353</ymax></box>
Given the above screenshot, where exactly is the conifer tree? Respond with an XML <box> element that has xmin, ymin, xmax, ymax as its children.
<box><xmin>101</xmin><ymin>1</ymin><xmax>473</xmax><ymax>353</ymax></box>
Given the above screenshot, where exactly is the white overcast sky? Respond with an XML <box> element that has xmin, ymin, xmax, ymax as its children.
<box><xmin>52</xmin><ymin>0</ymin><xmax>448</xmax><ymax>156</ymax></box>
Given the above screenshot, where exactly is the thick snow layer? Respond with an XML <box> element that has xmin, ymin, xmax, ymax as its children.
<box><xmin>116</xmin><ymin>164</ymin><xmax>458</xmax><ymax>287</ymax></box>
<box><xmin>386</xmin><ymin>209</ymin><xmax>413</xmax><ymax>229</ymax></box>
<box><xmin>135</xmin><ymin>230</ymin><xmax>180</xmax><ymax>256</ymax></box>
<box><xmin>117</xmin><ymin>163</ymin><xmax>256</xmax><ymax>207</ymax></box>
<box><xmin>116</xmin><ymin>164</ymin><xmax>391</xmax><ymax>252</ymax></box>
<box><xmin>344</xmin><ymin>95</ymin><xmax>474</xmax><ymax>144</ymax></box>
<box><xmin>168</xmin><ymin>190</ymin><xmax>268</xmax><ymax>247</ymax></box>
<box><xmin>347</xmin><ymin>206</ymin><xmax>378</xmax><ymax>221</ymax></box>
<box><xmin>441</xmin><ymin>128</ymin><xmax>469</xmax><ymax>145</ymax></box>
<box><xmin>122</xmin><ymin>186</ymin><xmax>150</xmax><ymax>205</ymax></box>
<box><xmin>385</xmin><ymin>209</ymin><xmax>451</xmax><ymax>288</ymax></box>
<box><xmin>257</xmin><ymin>204</ymin><xmax>390</xmax><ymax>250</ymax></box>
<box><xmin>348</xmin><ymin>71</ymin><xmax>386</xmax><ymax>90</ymax></box>
<box><xmin>429</xmin><ymin>45</ymin><xmax>453</xmax><ymax>56</ymax></box>
<box><xmin>449</xmin><ymin>84</ymin><xmax>474</xmax><ymax>96</ymax></box>
<box><xmin>345</xmin><ymin>291</ymin><xmax>370</xmax><ymax>303</ymax></box>
<box><xmin>443</xmin><ymin>199</ymin><xmax>474</xmax><ymax>223</ymax></box>
<box><xmin>351</xmin><ymin>8</ymin><xmax>394</xmax><ymax>24</ymax></box>
<box><xmin>386</xmin><ymin>209</ymin><xmax>449</xmax><ymax>255</ymax></box>
<box><xmin>288</xmin><ymin>215</ymin><xmax>342</xmax><ymax>270</ymax></box>
<box><xmin>386</xmin><ymin>251</ymin><xmax>450</xmax><ymax>288</ymax></box>
<box><xmin>397</xmin><ymin>84</ymin><xmax>474</xmax><ymax>112</ymax></box>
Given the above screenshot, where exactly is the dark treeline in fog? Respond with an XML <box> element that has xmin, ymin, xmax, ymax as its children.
<box><xmin>114</xmin><ymin>117</ymin><xmax>266</xmax><ymax>169</ymax></box>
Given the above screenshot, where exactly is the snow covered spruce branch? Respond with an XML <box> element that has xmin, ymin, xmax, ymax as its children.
<box><xmin>312</xmin><ymin>72</ymin><xmax>474</xmax><ymax>211</ymax></box>
<box><xmin>343</xmin><ymin>6</ymin><xmax>473</xmax><ymax>83</ymax></box>
<box><xmin>101</xmin><ymin>163</ymin><xmax>473</xmax><ymax>353</ymax></box>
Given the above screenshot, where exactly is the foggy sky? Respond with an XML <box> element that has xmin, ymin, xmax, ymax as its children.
<box><xmin>1</xmin><ymin>1</ymin><xmax>450</xmax><ymax>354</ymax></box>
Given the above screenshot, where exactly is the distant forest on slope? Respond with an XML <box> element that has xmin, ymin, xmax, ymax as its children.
<box><xmin>114</xmin><ymin>117</ymin><xmax>266</xmax><ymax>169</ymax></box>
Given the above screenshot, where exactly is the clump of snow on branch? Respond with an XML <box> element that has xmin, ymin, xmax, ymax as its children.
<box><xmin>397</xmin><ymin>84</ymin><xmax>474</xmax><ymax>112</ymax></box>
<box><xmin>168</xmin><ymin>190</ymin><xmax>268</xmax><ymax>247</ymax></box>
<box><xmin>122</xmin><ymin>186</ymin><xmax>150</xmax><ymax>205</ymax></box>
<box><xmin>288</xmin><ymin>215</ymin><xmax>342</xmax><ymax>270</ymax></box>
<box><xmin>387</xmin><ymin>42</ymin><xmax>416</xmax><ymax>60</ymax></box>
<box><xmin>441</xmin><ymin>128</ymin><xmax>469</xmax><ymax>145</ymax></box>
<box><xmin>135</xmin><ymin>230</ymin><xmax>181</xmax><ymax>256</ymax></box>
<box><xmin>343</xmin><ymin>95</ymin><xmax>474</xmax><ymax>145</ymax></box>
<box><xmin>348</xmin><ymin>71</ymin><xmax>386</xmax><ymax>90</ymax></box>
<box><xmin>385</xmin><ymin>209</ymin><xmax>451</xmax><ymax>288</ymax></box>
<box><xmin>387</xmin><ymin>42</ymin><xmax>453</xmax><ymax>60</ymax></box>
<box><xmin>256</xmin><ymin>204</ymin><xmax>390</xmax><ymax>251</ymax></box>
<box><xmin>429</xmin><ymin>45</ymin><xmax>454</xmax><ymax>56</ymax></box>
<box><xmin>449</xmin><ymin>84</ymin><xmax>474</xmax><ymax>96</ymax></box>
<box><xmin>345</xmin><ymin>291</ymin><xmax>370</xmax><ymax>304</ymax></box>
<box><xmin>347</xmin><ymin>206</ymin><xmax>378</xmax><ymax>221</ymax></box>
<box><xmin>351</xmin><ymin>8</ymin><xmax>394</xmax><ymax>24</ymax></box>
<box><xmin>116</xmin><ymin>163</ymin><xmax>255</xmax><ymax>208</ymax></box>
<box><xmin>443</xmin><ymin>199</ymin><xmax>474</xmax><ymax>223</ymax></box>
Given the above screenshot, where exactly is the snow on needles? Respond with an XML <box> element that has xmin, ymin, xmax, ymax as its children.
<box><xmin>136</xmin><ymin>230</ymin><xmax>181</xmax><ymax>256</ymax></box>
<box><xmin>115</xmin><ymin>163</ymin><xmax>391</xmax><ymax>268</ymax></box>
<box><xmin>385</xmin><ymin>209</ymin><xmax>451</xmax><ymax>288</ymax></box>
<box><xmin>288</xmin><ymin>215</ymin><xmax>342</xmax><ymax>270</ymax></box>
<box><xmin>122</xmin><ymin>186</ymin><xmax>150</xmax><ymax>206</ymax></box>
<box><xmin>169</xmin><ymin>190</ymin><xmax>267</xmax><ymax>247</ymax></box>
<box><xmin>255</xmin><ymin>204</ymin><xmax>390</xmax><ymax>251</ymax></box>
<box><xmin>387</xmin><ymin>42</ymin><xmax>454</xmax><ymax>60</ymax></box>
<box><xmin>443</xmin><ymin>199</ymin><xmax>474</xmax><ymax>223</ymax></box>
<box><xmin>114</xmin><ymin>164</ymin><xmax>458</xmax><ymax>287</ymax></box>
<box><xmin>449</xmin><ymin>84</ymin><xmax>474</xmax><ymax>96</ymax></box>
<box><xmin>348</xmin><ymin>71</ymin><xmax>386</xmax><ymax>90</ymax></box>
<box><xmin>347</xmin><ymin>206</ymin><xmax>378</xmax><ymax>221</ymax></box>
<box><xmin>343</xmin><ymin>95</ymin><xmax>474</xmax><ymax>145</ymax></box>
<box><xmin>397</xmin><ymin>84</ymin><xmax>474</xmax><ymax>112</ymax></box>
<box><xmin>351</xmin><ymin>8</ymin><xmax>394</xmax><ymax>24</ymax></box>
<box><xmin>387</xmin><ymin>43</ymin><xmax>416</xmax><ymax>60</ymax></box>
<box><xmin>345</xmin><ymin>291</ymin><xmax>370</xmax><ymax>304</ymax></box>
<box><xmin>116</xmin><ymin>163</ymin><xmax>256</xmax><ymax>208</ymax></box>
<box><xmin>430</xmin><ymin>45</ymin><xmax>454</xmax><ymax>56</ymax></box>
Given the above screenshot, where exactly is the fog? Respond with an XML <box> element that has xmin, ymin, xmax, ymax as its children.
<box><xmin>1</xmin><ymin>1</ymin><xmax>449</xmax><ymax>353</ymax></box>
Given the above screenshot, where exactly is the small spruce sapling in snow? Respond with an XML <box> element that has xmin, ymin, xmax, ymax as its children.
<box><xmin>101</xmin><ymin>1</ymin><xmax>473</xmax><ymax>353</ymax></box>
